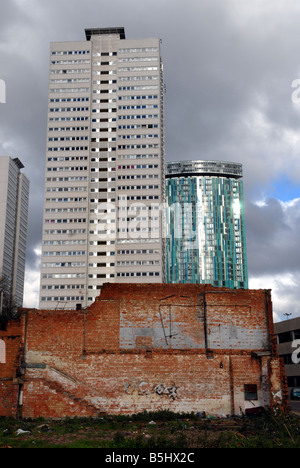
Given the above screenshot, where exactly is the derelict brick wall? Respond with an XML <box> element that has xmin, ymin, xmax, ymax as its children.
<box><xmin>0</xmin><ymin>284</ymin><xmax>288</xmax><ymax>419</ymax></box>
<box><xmin>21</xmin><ymin>353</ymin><xmax>268</xmax><ymax>418</ymax></box>
<box><xmin>100</xmin><ymin>284</ymin><xmax>271</xmax><ymax>352</ymax></box>
<box><xmin>0</xmin><ymin>320</ymin><xmax>22</xmax><ymax>417</ymax></box>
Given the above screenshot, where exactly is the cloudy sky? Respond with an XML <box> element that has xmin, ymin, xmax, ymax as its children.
<box><xmin>1</xmin><ymin>0</ymin><xmax>300</xmax><ymax>322</ymax></box>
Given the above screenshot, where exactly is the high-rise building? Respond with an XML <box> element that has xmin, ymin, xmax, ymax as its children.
<box><xmin>40</xmin><ymin>27</ymin><xmax>165</xmax><ymax>309</ymax></box>
<box><xmin>0</xmin><ymin>157</ymin><xmax>30</xmax><ymax>307</ymax></box>
<box><xmin>165</xmin><ymin>160</ymin><xmax>248</xmax><ymax>289</ymax></box>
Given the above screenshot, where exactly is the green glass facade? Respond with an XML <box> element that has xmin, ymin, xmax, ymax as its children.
<box><xmin>166</xmin><ymin>160</ymin><xmax>248</xmax><ymax>289</ymax></box>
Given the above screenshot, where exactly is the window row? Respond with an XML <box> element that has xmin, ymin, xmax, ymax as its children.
<box><xmin>42</xmin><ymin>262</ymin><xmax>86</xmax><ymax>268</ymax></box>
<box><xmin>118</xmin><ymin>75</ymin><xmax>158</xmax><ymax>82</ymax></box>
<box><xmin>50</xmin><ymin>88</ymin><xmax>90</xmax><ymax>94</ymax></box>
<box><xmin>50</xmin><ymin>79</ymin><xmax>90</xmax><ymax>84</ymax></box>
<box><xmin>119</xmin><ymin>85</ymin><xmax>158</xmax><ymax>91</ymax></box>
<box><xmin>49</xmin><ymin>117</ymin><xmax>89</xmax><ymax>122</ymax></box>
<box><xmin>49</xmin><ymin>107</ymin><xmax>89</xmax><ymax>113</ymax></box>
<box><xmin>118</xmin><ymin>114</ymin><xmax>159</xmax><ymax>120</ymax></box>
<box><xmin>51</xmin><ymin>59</ymin><xmax>90</xmax><ymax>65</ymax></box>
<box><xmin>41</xmin><ymin>284</ymin><xmax>85</xmax><ymax>290</ymax></box>
<box><xmin>118</xmin><ymin>134</ymin><xmax>159</xmax><ymax>140</ymax></box>
<box><xmin>118</xmin><ymin>195</ymin><xmax>159</xmax><ymax>201</ymax></box>
<box><xmin>48</xmin><ymin>127</ymin><xmax>89</xmax><ymax>132</ymax></box>
<box><xmin>117</xmin><ymin>56</ymin><xmax>158</xmax><ymax>62</ymax></box>
<box><xmin>44</xmin><ymin>229</ymin><xmax>86</xmax><ymax>235</ymax></box>
<box><xmin>44</xmin><ymin>240</ymin><xmax>87</xmax><ymax>246</ymax></box>
<box><xmin>48</xmin><ymin>147</ymin><xmax>89</xmax><ymax>152</ymax></box>
<box><xmin>46</xmin><ymin>187</ymin><xmax>87</xmax><ymax>193</ymax></box>
<box><xmin>46</xmin><ymin>197</ymin><xmax>87</xmax><ymax>203</ymax></box>
<box><xmin>118</xmin><ymin>66</ymin><xmax>158</xmax><ymax>72</ymax></box>
<box><xmin>44</xmin><ymin>218</ymin><xmax>87</xmax><ymax>224</ymax></box>
<box><xmin>118</xmin><ymin>174</ymin><xmax>159</xmax><ymax>180</ymax></box>
<box><xmin>116</xmin><ymin>272</ymin><xmax>160</xmax><ymax>277</ymax></box>
<box><xmin>42</xmin><ymin>273</ymin><xmax>86</xmax><ymax>279</ymax></box>
<box><xmin>48</xmin><ymin>138</ymin><xmax>88</xmax><ymax>142</ymax></box>
<box><xmin>118</xmin><ymin>124</ymin><xmax>158</xmax><ymax>130</ymax></box>
<box><xmin>118</xmin><ymin>164</ymin><xmax>159</xmax><ymax>170</ymax></box>
<box><xmin>118</xmin><ymin>154</ymin><xmax>159</xmax><ymax>160</ymax></box>
<box><xmin>41</xmin><ymin>296</ymin><xmax>85</xmax><ymax>302</ymax></box>
<box><xmin>117</xmin><ymin>249</ymin><xmax>159</xmax><ymax>255</ymax></box>
<box><xmin>118</xmin><ymin>104</ymin><xmax>158</xmax><ymax>110</ymax></box>
<box><xmin>51</xmin><ymin>69</ymin><xmax>90</xmax><ymax>75</ymax></box>
<box><xmin>118</xmin><ymin>47</ymin><xmax>158</xmax><ymax>53</ymax></box>
<box><xmin>51</xmin><ymin>50</ymin><xmax>90</xmax><ymax>55</ymax></box>
<box><xmin>118</xmin><ymin>94</ymin><xmax>158</xmax><ymax>101</ymax></box>
<box><xmin>43</xmin><ymin>251</ymin><xmax>86</xmax><ymax>257</ymax></box>
<box><xmin>118</xmin><ymin>144</ymin><xmax>159</xmax><ymax>150</ymax></box>
<box><xmin>45</xmin><ymin>207</ymin><xmax>87</xmax><ymax>213</ymax></box>
<box><xmin>46</xmin><ymin>176</ymin><xmax>88</xmax><ymax>182</ymax></box>
<box><xmin>117</xmin><ymin>185</ymin><xmax>159</xmax><ymax>191</ymax></box>
<box><xmin>117</xmin><ymin>260</ymin><xmax>160</xmax><ymax>266</ymax></box>
<box><xmin>50</xmin><ymin>97</ymin><xmax>89</xmax><ymax>103</ymax></box>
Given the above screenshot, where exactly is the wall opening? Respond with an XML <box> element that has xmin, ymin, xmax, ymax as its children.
<box><xmin>0</xmin><ymin>339</ymin><xmax>6</xmax><ymax>363</ymax></box>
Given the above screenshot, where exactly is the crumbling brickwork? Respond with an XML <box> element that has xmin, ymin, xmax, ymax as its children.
<box><xmin>0</xmin><ymin>320</ymin><xmax>23</xmax><ymax>417</ymax></box>
<box><xmin>0</xmin><ymin>284</ymin><xmax>288</xmax><ymax>419</ymax></box>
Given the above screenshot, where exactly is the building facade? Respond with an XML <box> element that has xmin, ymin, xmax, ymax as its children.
<box><xmin>165</xmin><ymin>160</ymin><xmax>248</xmax><ymax>289</ymax></box>
<box><xmin>274</xmin><ymin>317</ymin><xmax>300</xmax><ymax>390</ymax></box>
<box><xmin>0</xmin><ymin>157</ymin><xmax>29</xmax><ymax>307</ymax></box>
<box><xmin>40</xmin><ymin>28</ymin><xmax>165</xmax><ymax>309</ymax></box>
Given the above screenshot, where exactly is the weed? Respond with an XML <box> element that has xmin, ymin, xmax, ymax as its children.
<box><xmin>1</xmin><ymin>409</ymin><xmax>300</xmax><ymax>448</ymax></box>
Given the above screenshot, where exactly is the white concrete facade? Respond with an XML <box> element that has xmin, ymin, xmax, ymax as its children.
<box><xmin>0</xmin><ymin>157</ymin><xmax>29</xmax><ymax>307</ymax></box>
<box><xmin>40</xmin><ymin>28</ymin><xmax>165</xmax><ymax>309</ymax></box>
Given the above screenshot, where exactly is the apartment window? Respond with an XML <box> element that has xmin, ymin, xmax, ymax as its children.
<box><xmin>282</xmin><ymin>354</ymin><xmax>294</xmax><ymax>365</ymax></box>
<box><xmin>278</xmin><ymin>332</ymin><xmax>293</xmax><ymax>344</ymax></box>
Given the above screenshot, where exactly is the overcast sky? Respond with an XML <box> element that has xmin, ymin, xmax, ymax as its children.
<box><xmin>1</xmin><ymin>0</ymin><xmax>300</xmax><ymax>321</ymax></box>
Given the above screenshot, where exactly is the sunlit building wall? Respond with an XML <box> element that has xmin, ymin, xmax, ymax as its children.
<box><xmin>39</xmin><ymin>27</ymin><xmax>165</xmax><ymax>309</ymax></box>
<box><xmin>165</xmin><ymin>160</ymin><xmax>248</xmax><ymax>289</ymax></box>
<box><xmin>0</xmin><ymin>157</ymin><xmax>30</xmax><ymax>307</ymax></box>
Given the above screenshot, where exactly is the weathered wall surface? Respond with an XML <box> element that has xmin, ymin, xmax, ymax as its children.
<box><xmin>0</xmin><ymin>320</ymin><xmax>23</xmax><ymax>417</ymax></box>
<box><xmin>0</xmin><ymin>284</ymin><xmax>288</xmax><ymax>419</ymax></box>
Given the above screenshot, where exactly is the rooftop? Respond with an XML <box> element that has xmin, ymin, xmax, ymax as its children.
<box><xmin>13</xmin><ymin>157</ymin><xmax>25</xmax><ymax>170</ymax></box>
<box><xmin>166</xmin><ymin>160</ymin><xmax>243</xmax><ymax>179</ymax></box>
<box><xmin>85</xmin><ymin>27</ymin><xmax>126</xmax><ymax>41</ymax></box>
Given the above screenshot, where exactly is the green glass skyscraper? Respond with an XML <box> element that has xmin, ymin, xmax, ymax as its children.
<box><xmin>165</xmin><ymin>160</ymin><xmax>248</xmax><ymax>289</ymax></box>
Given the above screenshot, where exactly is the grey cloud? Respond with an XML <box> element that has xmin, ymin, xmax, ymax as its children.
<box><xmin>246</xmin><ymin>198</ymin><xmax>300</xmax><ymax>276</ymax></box>
<box><xmin>0</xmin><ymin>0</ymin><xmax>300</xmax><ymax>316</ymax></box>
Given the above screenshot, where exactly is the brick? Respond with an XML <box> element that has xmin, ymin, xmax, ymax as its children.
<box><xmin>0</xmin><ymin>284</ymin><xmax>288</xmax><ymax>418</ymax></box>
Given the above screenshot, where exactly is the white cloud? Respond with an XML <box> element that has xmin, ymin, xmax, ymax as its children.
<box><xmin>23</xmin><ymin>268</ymin><xmax>40</xmax><ymax>309</ymax></box>
<box><xmin>23</xmin><ymin>246</ymin><xmax>41</xmax><ymax>309</ymax></box>
<box><xmin>249</xmin><ymin>272</ymin><xmax>300</xmax><ymax>322</ymax></box>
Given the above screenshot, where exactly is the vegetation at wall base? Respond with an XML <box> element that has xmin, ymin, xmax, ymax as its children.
<box><xmin>0</xmin><ymin>409</ymin><xmax>300</xmax><ymax>448</ymax></box>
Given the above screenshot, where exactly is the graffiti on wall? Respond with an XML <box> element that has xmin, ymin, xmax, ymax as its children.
<box><xmin>125</xmin><ymin>381</ymin><xmax>179</xmax><ymax>400</ymax></box>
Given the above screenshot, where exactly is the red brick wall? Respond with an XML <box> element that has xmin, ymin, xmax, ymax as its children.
<box><xmin>0</xmin><ymin>284</ymin><xmax>288</xmax><ymax>419</ymax></box>
<box><xmin>0</xmin><ymin>320</ymin><xmax>23</xmax><ymax>417</ymax></box>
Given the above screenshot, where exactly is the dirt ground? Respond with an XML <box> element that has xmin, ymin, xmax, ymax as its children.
<box><xmin>1</xmin><ymin>410</ymin><xmax>300</xmax><ymax>448</ymax></box>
